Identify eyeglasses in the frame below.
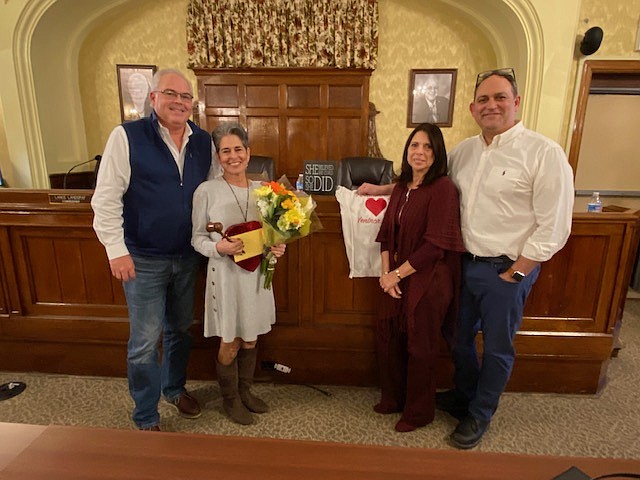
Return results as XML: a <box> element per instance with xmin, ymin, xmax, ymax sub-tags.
<box><xmin>154</xmin><ymin>89</ymin><xmax>194</xmax><ymax>102</ymax></box>
<box><xmin>475</xmin><ymin>67</ymin><xmax>516</xmax><ymax>88</ymax></box>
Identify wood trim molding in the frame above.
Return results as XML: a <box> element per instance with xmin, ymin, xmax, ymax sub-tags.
<box><xmin>568</xmin><ymin>60</ymin><xmax>640</xmax><ymax>176</ymax></box>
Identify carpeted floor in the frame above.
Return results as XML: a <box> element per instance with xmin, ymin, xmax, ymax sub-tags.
<box><xmin>1</xmin><ymin>299</ymin><xmax>639</xmax><ymax>459</ymax></box>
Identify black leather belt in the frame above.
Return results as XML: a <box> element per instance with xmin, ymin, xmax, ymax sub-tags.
<box><xmin>463</xmin><ymin>253</ymin><xmax>512</xmax><ymax>264</ymax></box>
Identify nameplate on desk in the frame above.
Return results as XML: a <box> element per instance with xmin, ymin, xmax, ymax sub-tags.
<box><xmin>48</xmin><ymin>193</ymin><xmax>92</xmax><ymax>204</ymax></box>
<box><xmin>303</xmin><ymin>161</ymin><xmax>337</xmax><ymax>195</ymax></box>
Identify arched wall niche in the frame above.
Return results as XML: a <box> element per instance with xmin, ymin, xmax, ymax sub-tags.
<box><xmin>438</xmin><ymin>0</ymin><xmax>543</xmax><ymax>129</ymax></box>
<box><xmin>15</xmin><ymin>0</ymin><xmax>544</xmax><ymax>188</ymax></box>
<box><xmin>13</xmin><ymin>0</ymin><xmax>130</xmax><ymax>188</ymax></box>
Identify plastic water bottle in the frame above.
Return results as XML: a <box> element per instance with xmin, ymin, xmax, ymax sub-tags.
<box><xmin>587</xmin><ymin>191</ymin><xmax>602</xmax><ymax>212</ymax></box>
<box><xmin>296</xmin><ymin>173</ymin><xmax>304</xmax><ymax>191</ymax></box>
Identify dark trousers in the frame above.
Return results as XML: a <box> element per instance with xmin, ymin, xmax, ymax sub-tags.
<box><xmin>376</xmin><ymin>266</ymin><xmax>452</xmax><ymax>426</ymax></box>
<box><xmin>453</xmin><ymin>257</ymin><xmax>540</xmax><ymax>423</ymax></box>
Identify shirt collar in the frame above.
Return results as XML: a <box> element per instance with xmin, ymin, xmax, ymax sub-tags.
<box><xmin>150</xmin><ymin>110</ymin><xmax>193</xmax><ymax>139</ymax></box>
<box><xmin>480</xmin><ymin>120</ymin><xmax>523</xmax><ymax>148</ymax></box>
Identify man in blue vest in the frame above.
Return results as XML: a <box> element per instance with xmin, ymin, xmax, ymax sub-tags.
<box><xmin>92</xmin><ymin>68</ymin><xmax>215</xmax><ymax>431</ymax></box>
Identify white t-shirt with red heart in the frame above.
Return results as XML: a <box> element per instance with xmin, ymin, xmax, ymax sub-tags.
<box><xmin>335</xmin><ymin>186</ymin><xmax>390</xmax><ymax>278</ymax></box>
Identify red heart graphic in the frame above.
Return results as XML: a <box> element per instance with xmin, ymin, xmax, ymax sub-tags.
<box><xmin>365</xmin><ymin>198</ymin><xmax>387</xmax><ymax>217</ymax></box>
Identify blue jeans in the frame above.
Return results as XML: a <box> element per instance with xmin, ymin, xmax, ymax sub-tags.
<box><xmin>453</xmin><ymin>257</ymin><xmax>540</xmax><ymax>423</ymax></box>
<box><xmin>122</xmin><ymin>253</ymin><xmax>201</xmax><ymax>428</ymax></box>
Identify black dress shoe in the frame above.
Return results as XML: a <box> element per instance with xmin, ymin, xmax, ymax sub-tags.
<box><xmin>450</xmin><ymin>415</ymin><xmax>490</xmax><ymax>449</ymax></box>
<box><xmin>435</xmin><ymin>389</ymin><xmax>469</xmax><ymax>421</ymax></box>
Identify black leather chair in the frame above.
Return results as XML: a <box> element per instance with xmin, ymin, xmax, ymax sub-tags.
<box><xmin>337</xmin><ymin>156</ymin><xmax>394</xmax><ymax>189</ymax></box>
<box><xmin>247</xmin><ymin>155</ymin><xmax>275</xmax><ymax>181</ymax></box>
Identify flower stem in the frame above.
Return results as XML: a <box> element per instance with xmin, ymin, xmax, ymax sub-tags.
<box><xmin>261</xmin><ymin>250</ymin><xmax>278</xmax><ymax>289</ymax></box>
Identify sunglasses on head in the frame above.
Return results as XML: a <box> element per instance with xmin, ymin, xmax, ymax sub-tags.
<box><xmin>475</xmin><ymin>67</ymin><xmax>516</xmax><ymax>89</ymax></box>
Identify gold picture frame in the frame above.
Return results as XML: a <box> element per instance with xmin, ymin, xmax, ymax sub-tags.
<box><xmin>116</xmin><ymin>64</ymin><xmax>157</xmax><ymax>123</ymax></box>
<box><xmin>407</xmin><ymin>69</ymin><xmax>457</xmax><ymax>128</ymax></box>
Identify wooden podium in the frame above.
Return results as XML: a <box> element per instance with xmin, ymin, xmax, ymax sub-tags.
<box><xmin>48</xmin><ymin>171</ymin><xmax>96</xmax><ymax>189</ymax></box>
<box><xmin>0</xmin><ymin>189</ymin><xmax>639</xmax><ymax>393</ymax></box>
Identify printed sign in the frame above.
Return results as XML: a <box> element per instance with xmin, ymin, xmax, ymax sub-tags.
<box><xmin>48</xmin><ymin>194</ymin><xmax>92</xmax><ymax>204</ymax></box>
<box><xmin>303</xmin><ymin>161</ymin><xmax>337</xmax><ymax>195</ymax></box>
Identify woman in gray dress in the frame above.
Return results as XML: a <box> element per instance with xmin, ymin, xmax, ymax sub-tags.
<box><xmin>192</xmin><ymin>122</ymin><xmax>285</xmax><ymax>425</ymax></box>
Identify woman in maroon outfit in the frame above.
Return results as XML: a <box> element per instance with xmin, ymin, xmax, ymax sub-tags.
<box><xmin>375</xmin><ymin>123</ymin><xmax>465</xmax><ymax>432</ymax></box>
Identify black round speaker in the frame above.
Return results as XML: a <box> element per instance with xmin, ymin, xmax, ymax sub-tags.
<box><xmin>580</xmin><ymin>26</ymin><xmax>603</xmax><ymax>56</ymax></box>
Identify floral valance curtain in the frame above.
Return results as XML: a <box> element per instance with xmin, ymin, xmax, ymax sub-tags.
<box><xmin>187</xmin><ymin>0</ymin><xmax>378</xmax><ymax>69</ymax></box>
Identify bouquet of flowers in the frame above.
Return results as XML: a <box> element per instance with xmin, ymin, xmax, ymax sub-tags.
<box><xmin>254</xmin><ymin>176</ymin><xmax>319</xmax><ymax>289</ymax></box>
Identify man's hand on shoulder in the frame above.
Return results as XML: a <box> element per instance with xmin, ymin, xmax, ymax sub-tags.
<box><xmin>109</xmin><ymin>255</ymin><xmax>135</xmax><ymax>282</ymax></box>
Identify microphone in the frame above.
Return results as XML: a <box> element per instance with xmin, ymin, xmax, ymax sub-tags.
<box><xmin>62</xmin><ymin>155</ymin><xmax>102</xmax><ymax>189</ymax></box>
<box><xmin>261</xmin><ymin>360</ymin><xmax>292</xmax><ymax>374</ymax></box>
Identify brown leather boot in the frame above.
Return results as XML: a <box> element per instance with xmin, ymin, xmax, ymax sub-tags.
<box><xmin>237</xmin><ymin>348</ymin><xmax>269</xmax><ymax>413</ymax></box>
<box><xmin>216</xmin><ymin>359</ymin><xmax>254</xmax><ymax>425</ymax></box>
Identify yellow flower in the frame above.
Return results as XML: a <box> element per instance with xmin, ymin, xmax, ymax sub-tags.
<box><xmin>281</xmin><ymin>198</ymin><xmax>296</xmax><ymax>210</ymax></box>
<box><xmin>277</xmin><ymin>208</ymin><xmax>307</xmax><ymax>232</ymax></box>
<box><xmin>254</xmin><ymin>185</ymin><xmax>273</xmax><ymax>197</ymax></box>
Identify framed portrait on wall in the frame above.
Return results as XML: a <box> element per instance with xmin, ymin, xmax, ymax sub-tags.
<box><xmin>116</xmin><ymin>64</ymin><xmax>157</xmax><ymax>123</ymax></box>
<box><xmin>407</xmin><ymin>69</ymin><xmax>457</xmax><ymax>128</ymax></box>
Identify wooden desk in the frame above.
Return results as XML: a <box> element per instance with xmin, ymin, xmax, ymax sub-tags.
<box><xmin>0</xmin><ymin>190</ymin><xmax>639</xmax><ymax>393</ymax></box>
<box><xmin>1</xmin><ymin>422</ymin><xmax>639</xmax><ymax>479</ymax></box>
<box><xmin>48</xmin><ymin>171</ymin><xmax>95</xmax><ymax>189</ymax></box>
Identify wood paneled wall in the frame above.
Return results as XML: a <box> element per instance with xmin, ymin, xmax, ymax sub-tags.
<box><xmin>193</xmin><ymin>68</ymin><xmax>371</xmax><ymax>178</ymax></box>
<box><xmin>0</xmin><ymin>190</ymin><xmax>638</xmax><ymax>394</ymax></box>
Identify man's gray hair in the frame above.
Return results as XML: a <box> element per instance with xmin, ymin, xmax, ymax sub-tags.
<box><xmin>150</xmin><ymin>68</ymin><xmax>192</xmax><ymax>94</ymax></box>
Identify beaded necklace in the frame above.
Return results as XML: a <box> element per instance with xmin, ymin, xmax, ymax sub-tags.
<box><xmin>222</xmin><ymin>176</ymin><xmax>249</xmax><ymax>222</ymax></box>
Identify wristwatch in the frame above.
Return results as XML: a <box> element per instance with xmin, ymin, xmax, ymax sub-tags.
<box><xmin>507</xmin><ymin>267</ymin><xmax>526</xmax><ymax>282</ymax></box>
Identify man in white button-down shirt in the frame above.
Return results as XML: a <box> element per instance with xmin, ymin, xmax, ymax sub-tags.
<box><xmin>440</xmin><ymin>68</ymin><xmax>574</xmax><ymax>449</ymax></box>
